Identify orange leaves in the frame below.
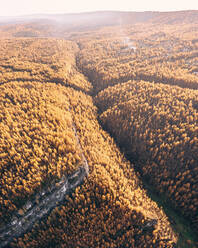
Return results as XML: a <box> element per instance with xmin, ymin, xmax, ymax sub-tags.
<box><xmin>0</xmin><ymin>36</ymin><xmax>179</xmax><ymax>247</ymax></box>
<box><xmin>0</xmin><ymin>82</ymin><xmax>85</xmax><ymax>224</ymax></box>
<box><xmin>96</xmin><ymin>78</ymin><xmax>198</xmax><ymax>233</ymax></box>
<box><xmin>0</xmin><ymin>38</ymin><xmax>92</xmax><ymax>93</ymax></box>
<box><xmin>7</xmin><ymin>87</ymin><xmax>176</xmax><ymax>247</ymax></box>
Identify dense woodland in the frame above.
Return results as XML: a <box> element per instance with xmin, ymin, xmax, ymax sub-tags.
<box><xmin>0</xmin><ymin>82</ymin><xmax>84</xmax><ymax>223</ymax></box>
<box><xmin>95</xmin><ymin>80</ymin><xmax>198</xmax><ymax>231</ymax></box>
<box><xmin>0</xmin><ymin>39</ymin><xmax>92</xmax><ymax>93</ymax></box>
<box><xmin>0</xmin><ymin>10</ymin><xmax>198</xmax><ymax>248</ymax></box>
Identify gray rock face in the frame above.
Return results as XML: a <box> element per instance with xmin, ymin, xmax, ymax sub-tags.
<box><xmin>0</xmin><ymin>165</ymin><xmax>88</xmax><ymax>248</ymax></box>
<box><xmin>0</xmin><ymin>104</ymin><xmax>89</xmax><ymax>248</ymax></box>
<box><xmin>142</xmin><ymin>219</ymin><xmax>158</xmax><ymax>231</ymax></box>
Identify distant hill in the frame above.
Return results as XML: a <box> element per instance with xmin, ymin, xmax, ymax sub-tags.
<box><xmin>1</xmin><ymin>10</ymin><xmax>198</xmax><ymax>25</ymax></box>
<box><xmin>0</xmin><ymin>10</ymin><xmax>198</xmax><ymax>38</ymax></box>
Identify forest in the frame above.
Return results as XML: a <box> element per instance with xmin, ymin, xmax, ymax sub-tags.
<box><xmin>0</xmin><ymin>10</ymin><xmax>198</xmax><ymax>248</ymax></box>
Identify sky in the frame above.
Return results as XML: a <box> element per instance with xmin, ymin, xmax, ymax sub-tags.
<box><xmin>1</xmin><ymin>0</ymin><xmax>198</xmax><ymax>16</ymax></box>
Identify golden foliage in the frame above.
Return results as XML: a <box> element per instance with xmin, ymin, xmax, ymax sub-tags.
<box><xmin>0</xmin><ymin>38</ymin><xmax>92</xmax><ymax>93</ymax></box>
<box><xmin>96</xmin><ymin>80</ymin><xmax>198</xmax><ymax>233</ymax></box>
<box><xmin>77</xmin><ymin>28</ymin><xmax>198</xmax><ymax>93</ymax></box>
<box><xmin>0</xmin><ymin>34</ymin><xmax>182</xmax><ymax>246</ymax></box>
<box><xmin>0</xmin><ymin>81</ymin><xmax>83</xmax><ymax>224</ymax></box>
<box><xmin>0</xmin><ymin>15</ymin><xmax>198</xmax><ymax>247</ymax></box>
<box><xmin>12</xmin><ymin>88</ymin><xmax>176</xmax><ymax>247</ymax></box>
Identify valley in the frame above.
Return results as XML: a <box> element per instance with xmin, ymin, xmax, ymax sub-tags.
<box><xmin>0</xmin><ymin>11</ymin><xmax>198</xmax><ymax>247</ymax></box>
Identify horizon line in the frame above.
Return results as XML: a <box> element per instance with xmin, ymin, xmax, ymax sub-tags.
<box><xmin>0</xmin><ymin>9</ymin><xmax>198</xmax><ymax>18</ymax></box>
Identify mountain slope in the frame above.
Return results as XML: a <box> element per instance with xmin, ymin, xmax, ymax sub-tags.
<box><xmin>1</xmin><ymin>10</ymin><xmax>198</xmax><ymax>38</ymax></box>
<box><xmin>0</xmin><ymin>38</ymin><xmax>178</xmax><ymax>247</ymax></box>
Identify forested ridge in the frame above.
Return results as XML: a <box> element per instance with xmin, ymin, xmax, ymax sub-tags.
<box><xmin>96</xmin><ymin>81</ymin><xmax>198</xmax><ymax>230</ymax></box>
<box><xmin>0</xmin><ymin>11</ymin><xmax>198</xmax><ymax>248</ymax></box>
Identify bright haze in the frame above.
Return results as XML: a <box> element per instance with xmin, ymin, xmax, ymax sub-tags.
<box><xmin>1</xmin><ymin>0</ymin><xmax>198</xmax><ymax>16</ymax></box>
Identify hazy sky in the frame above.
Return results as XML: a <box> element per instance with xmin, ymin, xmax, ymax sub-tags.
<box><xmin>1</xmin><ymin>0</ymin><xmax>198</xmax><ymax>16</ymax></box>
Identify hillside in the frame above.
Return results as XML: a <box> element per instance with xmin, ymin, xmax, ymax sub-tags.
<box><xmin>0</xmin><ymin>10</ymin><xmax>198</xmax><ymax>248</ymax></box>
<box><xmin>96</xmin><ymin>80</ymin><xmax>198</xmax><ymax>231</ymax></box>
<box><xmin>0</xmin><ymin>10</ymin><xmax>198</xmax><ymax>38</ymax></box>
